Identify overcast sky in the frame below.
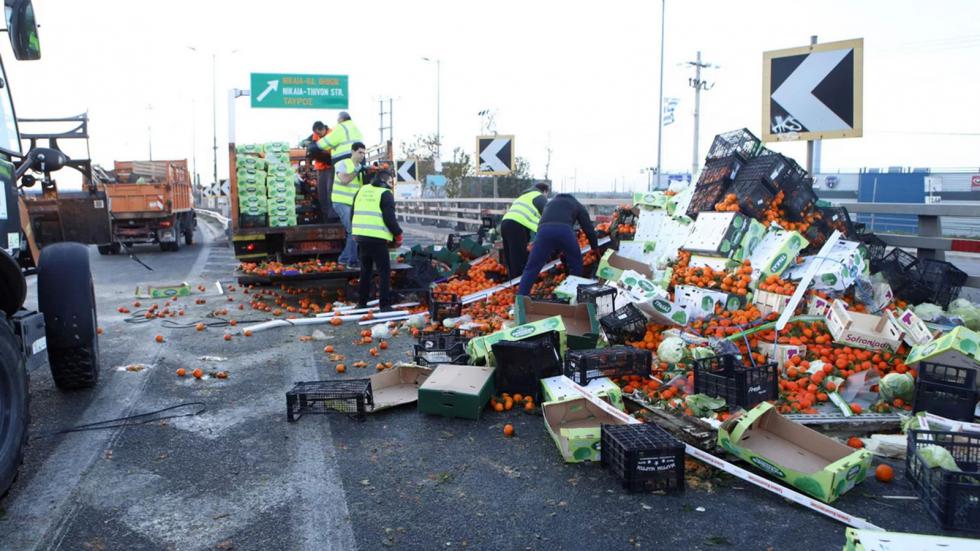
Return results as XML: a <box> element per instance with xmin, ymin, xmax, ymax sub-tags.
<box><xmin>4</xmin><ymin>0</ymin><xmax>980</xmax><ymax>192</ymax></box>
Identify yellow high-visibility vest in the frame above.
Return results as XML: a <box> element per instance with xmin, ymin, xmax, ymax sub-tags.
<box><xmin>501</xmin><ymin>190</ymin><xmax>543</xmax><ymax>231</ymax></box>
<box><xmin>332</xmin><ymin>158</ymin><xmax>363</xmax><ymax>206</ymax></box>
<box><xmin>351</xmin><ymin>185</ymin><xmax>394</xmax><ymax>241</ymax></box>
<box><xmin>316</xmin><ymin>119</ymin><xmax>363</xmax><ymax>162</ymax></box>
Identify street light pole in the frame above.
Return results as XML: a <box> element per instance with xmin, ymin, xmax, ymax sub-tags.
<box><xmin>655</xmin><ymin>0</ymin><xmax>665</xmax><ymax>191</ymax></box>
<box><xmin>212</xmin><ymin>52</ymin><xmax>218</xmax><ymax>190</ymax></box>
<box><xmin>422</xmin><ymin>57</ymin><xmax>441</xmax><ymax>167</ymax></box>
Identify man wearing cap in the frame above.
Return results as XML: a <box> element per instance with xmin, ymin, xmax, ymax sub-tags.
<box><xmin>351</xmin><ymin>168</ymin><xmax>402</xmax><ymax>311</ymax></box>
<box><xmin>312</xmin><ymin>112</ymin><xmax>363</xmax><ymax>220</ymax></box>
<box><xmin>500</xmin><ymin>182</ymin><xmax>549</xmax><ymax>278</ymax></box>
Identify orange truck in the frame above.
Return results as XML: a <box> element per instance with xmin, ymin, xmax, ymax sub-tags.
<box><xmin>102</xmin><ymin>160</ymin><xmax>197</xmax><ymax>253</ymax></box>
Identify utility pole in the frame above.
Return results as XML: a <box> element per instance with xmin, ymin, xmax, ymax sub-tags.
<box><xmin>687</xmin><ymin>51</ymin><xmax>716</xmax><ymax>179</ymax></box>
<box><xmin>544</xmin><ymin>145</ymin><xmax>552</xmax><ymax>181</ymax></box>
<box><xmin>806</xmin><ymin>35</ymin><xmax>819</xmax><ymax>174</ymax></box>
<box><xmin>654</xmin><ymin>0</ymin><xmax>665</xmax><ymax>191</ymax></box>
<box><xmin>211</xmin><ymin>52</ymin><xmax>218</xmax><ymax>189</ymax></box>
<box><xmin>147</xmin><ymin>104</ymin><xmax>153</xmax><ymax>161</ymax></box>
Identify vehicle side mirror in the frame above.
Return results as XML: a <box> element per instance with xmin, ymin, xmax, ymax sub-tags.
<box><xmin>6</xmin><ymin>0</ymin><xmax>40</xmax><ymax>61</ymax></box>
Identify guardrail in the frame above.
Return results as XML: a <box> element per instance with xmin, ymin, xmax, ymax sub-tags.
<box><xmin>398</xmin><ymin>198</ymin><xmax>980</xmax><ymax>288</ymax></box>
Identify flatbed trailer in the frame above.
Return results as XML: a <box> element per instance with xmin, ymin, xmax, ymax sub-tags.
<box><xmin>103</xmin><ymin>160</ymin><xmax>196</xmax><ymax>253</ymax></box>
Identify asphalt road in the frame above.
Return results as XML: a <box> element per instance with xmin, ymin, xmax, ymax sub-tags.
<box><xmin>0</xmin><ymin>218</ymin><xmax>968</xmax><ymax>550</ymax></box>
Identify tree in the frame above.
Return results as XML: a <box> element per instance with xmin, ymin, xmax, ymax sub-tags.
<box><xmin>512</xmin><ymin>156</ymin><xmax>532</xmax><ymax>179</ymax></box>
<box><xmin>443</xmin><ymin>147</ymin><xmax>471</xmax><ymax>198</ymax></box>
<box><xmin>400</xmin><ymin>133</ymin><xmax>438</xmax><ymax>160</ymax></box>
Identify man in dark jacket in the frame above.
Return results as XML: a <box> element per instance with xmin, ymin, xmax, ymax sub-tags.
<box><xmin>517</xmin><ymin>193</ymin><xmax>599</xmax><ymax>296</ymax></box>
<box><xmin>303</xmin><ymin>121</ymin><xmax>335</xmax><ymax>221</ymax></box>
<box><xmin>351</xmin><ymin>169</ymin><xmax>403</xmax><ymax>310</ymax></box>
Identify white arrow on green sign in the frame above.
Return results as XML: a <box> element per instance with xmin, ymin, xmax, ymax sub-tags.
<box><xmin>249</xmin><ymin>73</ymin><xmax>349</xmax><ymax>109</ymax></box>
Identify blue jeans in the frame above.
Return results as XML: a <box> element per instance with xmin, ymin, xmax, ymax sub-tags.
<box><xmin>517</xmin><ymin>223</ymin><xmax>583</xmax><ymax>296</ymax></box>
<box><xmin>334</xmin><ymin>203</ymin><xmax>358</xmax><ymax>265</ymax></box>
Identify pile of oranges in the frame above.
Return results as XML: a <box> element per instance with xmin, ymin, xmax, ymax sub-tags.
<box><xmin>490</xmin><ymin>392</ymin><xmax>535</xmax><ymax>412</ymax></box>
<box><xmin>671</xmin><ymin>258</ymin><xmax>754</xmax><ymax>297</ymax></box>
<box><xmin>239</xmin><ymin>259</ymin><xmax>346</xmax><ymax>276</ymax></box>
<box><xmin>714</xmin><ymin>193</ymin><xmax>741</xmax><ymax>213</ymax></box>
<box><xmin>757</xmin><ymin>274</ymin><xmax>797</xmax><ymax>296</ymax></box>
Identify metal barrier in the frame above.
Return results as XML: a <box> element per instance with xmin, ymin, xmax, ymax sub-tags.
<box><xmin>397</xmin><ymin>198</ymin><xmax>980</xmax><ymax>287</ymax></box>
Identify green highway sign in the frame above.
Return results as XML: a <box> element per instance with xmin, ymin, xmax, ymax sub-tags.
<box><xmin>249</xmin><ymin>73</ymin><xmax>349</xmax><ymax>109</ymax></box>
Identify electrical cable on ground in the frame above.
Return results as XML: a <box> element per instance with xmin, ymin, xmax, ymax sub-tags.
<box><xmin>30</xmin><ymin>402</ymin><xmax>207</xmax><ymax>439</ymax></box>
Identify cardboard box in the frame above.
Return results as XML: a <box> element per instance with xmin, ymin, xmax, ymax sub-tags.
<box><xmin>515</xmin><ymin>296</ymin><xmax>600</xmax><ymax>350</ymax></box>
<box><xmin>596</xmin><ymin>250</ymin><xmax>654</xmax><ymax>283</ymax></box>
<box><xmin>906</xmin><ymin>326</ymin><xmax>980</xmax><ymax>369</ymax></box>
<box><xmin>552</xmin><ymin>275</ymin><xmax>599</xmax><ymax>302</ymax></box>
<box><xmin>467</xmin><ymin>316</ymin><xmax>567</xmax><ymax>365</ymax></box>
<box><xmin>634</xmin><ymin>209</ymin><xmax>667</xmax><ymax>241</ymax></box>
<box><xmin>807</xmin><ymin>295</ymin><xmax>834</xmax><ymax>317</ymax></box>
<box><xmin>651</xmin><ymin>215</ymin><xmax>694</xmax><ymax>262</ymax></box>
<box><xmin>784</xmin><ymin>240</ymin><xmax>868</xmax><ymax>291</ymax></box>
<box><xmin>540</xmin><ymin>375</ymin><xmax>625</xmax><ymax>411</ymax></box>
<box><xmin>688</xmin><ymin>254</ymin><xmax>739</xmax><ymax>272</ymax></box>
<box><xmin>682</xmin><ymin>212</ymin><xmax>754</xmax><ymax>258</ymax></box>
<box><xmin>746</xmin><ymin>228</ymin><xmax>809</xmax><ymax>282</ymax></box>
<box><xmin>718</xmin><ymin>402</ymin><xmax>872</xmax><ymax>502</ymax></box>
<box><xmin>825</xmin><ymin>300</ymin><xmax>904</xmax><ymax>352</ymax></box>
<box><xmin>617</xmin><ymin>240</ymin><xmax>659</xmax><ymax>266</ymax></box>
<box><xmin>369</xmin><ymin>366</ymin><xmax>432</xmax><ymax>412</ymax></box>
<box><xmin>734</xmin><ymin>218</ymin><xmax>768</xmax><ymax>262</ymax></box>
<box><xmin>619</xmin><ymin>270</ymin><xmax>668</xmax><ymax>300</ymax></box>
<box><xmin>889</xmin><ymin>308</ymin><xmax>935</xmax><ymax>346</ymax></box>
<box><xmin>136</xmin><ymin>282</ymin><xmax>191</xmax><ymax>299</ymax></box>
<box><xmin>666</xmin><ymin>186</ymin><xmax>694</xmax><ymax>218</ymax></box>
<box><xmin>542</xmin><ymin>396</ymin><xmax>630</xmax><ymax>462</ymax></box>
<box><xmin>417</xmin><ymin>364</ymin><xmax>495</xmax><ymax>420</ymax></box>
<box><xmin>674</xmin><ymin>285</ymin><xmax>747</xmax><ymax>320</ymax></box>
<box><xmin>631</xmin><ymin>295</ymin><xmax>690</xmax><ymax>327</ymax></box>
<box><xmin>758</xmin><ymin>342</ymin><xmax>807</xmax><ymax>369</ymax></box>
<box><xmin>633</xmin><ymin>191</ymin><xmax>668</xmax><ymax>209</ymax></box>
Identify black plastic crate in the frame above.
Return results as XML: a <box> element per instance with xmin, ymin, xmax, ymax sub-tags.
<box><xmin>601</xmin><ymin>423</ymin><xmax>685</xmax><ymax>493</ymax></box>
<box><xmin>778</xmin><ymin>165</ymin><xmax>817</xmax><ymax>222</ymax></box>
<box><xmin>428</xmin><ymin>291</ymin><xmax>462</xmax><ymax>323</ymax></box>
<box><xmin>707</xmin><ymin>128</ymin><xmax>763</xmax><ymax>161</ymax></box>
<box><xmin>564</xmin><ymin>346</ymin><xmax>653</xmax><ymax>385</ymax></box>
<box><xmin>918</xmin><ymin>258</ymin><xmax>968</xmax><ymax>309</ymax></box>
<box><xmin>856</xmin><ymin>232</ymin><xmax>888</xmax><ymax>272</ymax></box>
<box><xmin>817</xmin><ymin>206</ymin><xmax>855</xmax><ymax>238</ymax></box>
<box><xmin>413</xmin><ymin>342</ymin><xmax>469</xmax><ymax>366</ymax></box>
<box><xmin>528</xmin><ymin>293</ymin><xmax>571</xmax><ymax>304</ymax></box>
<box><xmin>878</xmin><ymin>250</ymin><xmax>966</xmax><ymax>309</ymax></box>
<box><xmin>697</xmin><ymin>154</ymin><xmax>745</xmax><ymax>187</ymax></box>
<box><xmin>491</xmin><ymin>332</ymin><xmax>562</xmax><ymax>400</ymax></box>
<box><xmin>417</xmin><ymin>330</ymin><xmax>467</xmax><ymax>351</ymax></box>
<box><xmin>686</xmin><ymin>179</ymin><xmax>731</xmax><ymax>218</ymax></box>
<box><xmin>577</xmin><ymin>284</ymin><xmax>618</xmax><ymax>318</ymax></box>
<box><xmin>918</xmin><ymin>362</ymin><xmax>978</xmax><ymax>388</ymax></box>
<box><xmin>692</xmin><ymin>354</ymin><xmax>778</xmax><ymax>410</ymax></box>
<box><xmin>731</xmin><ymin>179</ymin><xmax>776</xmax><ymax>220</ymax></box>
<box><xmin>286</xmin><ymin>379</ymin><xmax>373</xmax><ymax>421</ymax></box>
<box><xmin>599</xmin><ymin>303</ymin><xmax>649</xmax><ymax>345</ymax></box>
<box><xmin>733</xmin><ymin>153</ymin><xmax>792</xmax><ymax>194</ymax></box>
<box><xmin>240</xmin><ymin>213</ymin><xmax>267</xmax><ymax>228</ymax></box>
<box><xmin>906</xmin><ymin>429</ymin><xmax>980</xmax><ymax>533</ymax></box>
<box><xmin>912</xmin><ymin>380</ymin><xmax>978</xmax><ymax>422</ymax></box>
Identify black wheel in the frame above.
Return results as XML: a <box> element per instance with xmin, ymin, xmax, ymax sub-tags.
<box><xmin>0</xmin><ymin>250</ymin><xmax>26</xmax><ymax>317</ymax></box>
<box><xmin>159</xmin><ymin>242</ymin><xmax>170</xmax><ymax>252</ymax></box>
<box><xmin>0</xmin><ymin>312</ymin><xmax>29</xmax><ymax>497</ymax></box>
<box><xmin>111</xmin><ymin>242</ymin><xmax>122</xmax><ymax>255</ymax></box>
<box><xmin>97</xmin><ymin>244</ymin><xmax>112</xmax><ymax>255</ymax></box>
<box><xmin>184</xmin><ymin>227</ymin><xmax>194</xmax><ymax>246</ymax></box>
<box><xmin>37</xmin><ymin>243</ymin><xmax>100</xmax><ymax>390</ymax></box>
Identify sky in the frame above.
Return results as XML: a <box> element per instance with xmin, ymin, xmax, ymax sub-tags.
<box><xmin>3</xmin><ymin>0</ymin><xmax>980</xmax><ymax>192</ymax></box>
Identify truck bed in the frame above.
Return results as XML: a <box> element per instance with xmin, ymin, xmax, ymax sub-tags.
<box><xmin>105</xmin><ymin>182</ymin><xmax>192</xmax><ymax>216</ymax></box>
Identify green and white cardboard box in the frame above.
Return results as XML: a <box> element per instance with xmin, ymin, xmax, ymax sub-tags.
<box><xmin>514</xmin><ymin>297</ymin><xmax>600</xmax><ymax>350</ymax></box>
<box><xmin>674</xmin><ymin>285</ymin><xmax>746</xmax><ymax>320</ymax></box>
<box><xmin>651</xmin><ymin>215</ymin><xmax>694</xmax><ymax>263</ymax></box>
<box><xmin>540</xmin><ymin>375</ymin><xmax>625</xmax><ymax>412</ymax></box>
<box><xmin>635</xmin><ymin>209</ymin><xmax>667</xmax><ymax>241</ymax></box>
<box><xmin>632</xmin><ymin>191</ymin><xmax>668</xmax><ymax>209</ymax></box>
<box><xmin>617</xmin><ymin>240</ymin><xmax>659</xmax><ymax>267</ymax></box>
<box><xmin>466</xmin><ymin>316</ymin><xmax>567</xmax><ymax>366</ymax></box>
<box><xmin>418</xmin><ymin>364</ymin><xmax>495</xmax><ymax>420</ymax></box>
<box><xmin>666</xmin><ymin>185</ymin><xmax>694</xmax><ymax>217</ymax></box>
<box><xmin>718</xmin><ymin>402</ymin><xmax>872</xmax><ymax>503</ymax></box>
<box><xmin>236</xmin><ymin>156</ymin><xmax>267</xmax><ymax>171</ymax></box>
<box><xmin>269</xmin><ymin>215</ymin><xmax>297</xmax><ymax>228</ymax></box>
<box><xmin>682</xmin><ymin>212</ymin><xmax>754</xmax><ymax>258</ymax></box>
<box><xmin>784</xmin><ymin>240</ymin><xmax>868</xmax><ymax>292</ymax></box>
<box><xmin>631</xmin><ymin>294</ymin><xmax>690</xmax><ymax>327</ymax></box>
<box><xmin>746</xmin><ymin>227</ymin><xmax>809</xmax><ymax>282</ymax></box>
<box><xmin>238</xmin><ymin>193</ymin><xmax>268</xmax><ymax>208</ymax></box>
<box><xmin>596</xmin><ymin>250</ymin><xmax>654</xmax><ymax>283</ymax></box>
<box><xmin>552</xmin><ymin>275</ymin><xmax>599</xmax><ymax>302</ymax></box>
<box><xmin>906</xmin><ymin>325</ymin><xmax>980</xmax><ymax>369</ymax></box>
<box><xmin>542</xmin><ymin>395</ymin><xmax>630</xmax><ymax>463</ymax></box>
<box><xmin>688</xmin><ymin>255</ymin><xmax>740</xmax><ymax>272</ymax></box>
<box><xmin>620</xmin><ymin>269</ymin><xmax>668</xmax><ymax>300</ymax></box>
<box><xmin>236</xmin><ymin>168</ymin><xmax>267</xmax><ymax>184</ymax></box>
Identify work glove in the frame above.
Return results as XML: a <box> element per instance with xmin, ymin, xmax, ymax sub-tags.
<box><xmin>394</xmin><ymin>234</ymin><xmax>404</xmax><ymax>247</ymax></box>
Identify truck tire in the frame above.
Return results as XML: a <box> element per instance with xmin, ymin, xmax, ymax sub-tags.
<box><xmin>97</xmin><ymin>244</ymin><xmax>112</xmax><ymax>255</ymax></box>
<box><xmin>0</xmin><ymin>312</ymin><xmax>29</xmax><ymax>497</ymax></box>
<box><xmin>37</xmin><ymin>243</ymin><xmax>100</xmax><ymax>390</ymax></box>
<box><xmin>184</xmin><ymin>226</ymin><xmax>194</xmax><ymax>246</ymax></box>
<box><xmin>0</xmin><ymin>249</ymin><xmax>26</xmax><ymax>317</ymax></box>
<box><xmin>111</xmin><ymin>242</ymin><xmax>122</xmax><ymax>255</ymax></box>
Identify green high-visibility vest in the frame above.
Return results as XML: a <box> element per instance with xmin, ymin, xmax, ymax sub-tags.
<box><xmin>501</xmin><ymin>190</ymin><xmax>543</xmax><ymax>231</ymax></box>
<box><xmin>332</xmin><ymin>158</ymin><xmax>363</xmax><ymax>206</ymax></box>
<box><xmin>316</xmin><ymin>119</ymin><xmax>363</xmax><ymax>162</ymax></box>
<box><xmin>352</xmin><ymin>185</ymin><xmax>394</xmax><ymax>241</ymax></box>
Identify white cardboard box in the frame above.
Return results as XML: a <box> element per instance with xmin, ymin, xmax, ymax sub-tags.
<box><xmin>825</xmin><ymin>300</ymin><xmax>904</xmax><ymax>352</ymax></box>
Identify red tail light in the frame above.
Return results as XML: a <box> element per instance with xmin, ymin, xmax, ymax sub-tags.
<box><xmin>159</xmin><ymin>220</ymin><xmax>172</xmax><ymax>228</ymax></box>
<box><xmin>246</xmin><ymin>243</ymin><xmax>256</xmax><ymax>252</ymax></box>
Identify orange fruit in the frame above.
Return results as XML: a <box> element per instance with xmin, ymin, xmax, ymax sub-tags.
<box><xmin>244</xmin><ymin>330</ymin><xmax>253</xmax><ymax>337</ymax></box>
<box><xmin>503</xmin><ymin>424</ymin><xmax>515</xmax><ymax>437</ymax></box>
<box><xmin>176</xmin><ymin>368</ymin><xmax>186</xmax><ymax>377</ymax></box>
<box><xmin>195</xmin><ymin>322</ymin><xmax>206</xmax><ymax>331</ymax></box>
<box><xmin>875</xmin><ymin>464</ymin><xmax>894</xmax><ymax>483</ymax></box>
<box><xmin>493</xmin><ymin>402</ymin><xmax>504</xmax><ymax>412</ymax></box>
<box><xmin>324</xmin><ymin>345</ymin><xmax>335</xmax><ymax>353</ymax></box>
<box><xmin>513</xmin><ymin>394</ymin><xmax>523</xmax><ymax>403</ymax></box>
<box><xmin>229</xmin><ymin>320</ymin><xmax>238</xmax><ymax>326</ymax></box>
<box><xmin>330</xmin><ymin>317</ymin><xmax>343</xmax><ymax>326</ymax></box>
<box><xmin>360</xmin><ymin>329</ymin><xmax>371</xmax><ymax>338</ymax></box>
<box><xmin>96</xmin><ymin>327</ymin><xmax>104</xmax><ymax>335</ymax></box>
<box><xmin>215</xmin><ymin>371</ymin><xmax>228</xmax><ymax>379</ymax></box>
<box><xmin>369</xmin><ymin>348</ymin><xmax>379</xmax><ymax>356</ymax></box>
<box><xmin>192</xmin><ymin>368</ymin><xmax>203</xmax><ymax>379</ymax></box>
<box><xmin>336</xmin><ymin>364</ymin><xmax>346</xmax><ymax>373</ymax></box>
<box><xmin>524</xmin><ymin>401</ymin><xmax>534</xmax><ymax>412</ymax></box>
<box><xmin>376</xmin><ymin>363</ymin><xmax>385</xmax><ymax>371</ymax></box>
<box><xmin>224</xmin><ymin>334</ymin><xmax>232</xmax><ymax>341</ymax></box>
<box><xmin>847</xmin><ymin>436</ymin><xmax>864</xmax><ymax>449</ymax></box>
<box><xmin>850</xmin><ymin>403</ymin><xmax>863</xmax><ymax>415</ymax></box>
<box><xmin>379</xmin><ymin>341</ymin><xmax>389</xmax><ymax>350</ymax></box>
<box><xmin>155</xmin><ymin>335</ymin><xmax>165</xmax><ymax>343</ymax></box>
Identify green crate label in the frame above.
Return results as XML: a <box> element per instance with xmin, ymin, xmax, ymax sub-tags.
<box><xmin>795</xmin><ymin>476</ymin><xmax>825</xmax><ymax>500</ymax></box>
<box><xmin>770</xmin><ymin>253</ymin><xmax>788</xmax><ymax>273</ymax></box>
<box><xmin>961</xmin><ymin>339</ymin><xmax>978</xmax><ymax>353</ymax></box>
<box><xmin>652</xmin><ymin>299</ymin><xmax>672</xmax><ymax>314</ymax></box>
<box><xmin>671</xmin><ymin>312</ymin><xmax>688</xmax><ymax>324</ymax></box>
<box><xmin>720</xmin><ymin>240</ymin><xmax>732</xmax><ymax>253</ymax></box>
<box><xmin>725</xmin><ymin>297</ymin><xmax>741</xmax><ymax>311</ymax></box>
<box><xmin>820</xmin><ymin>273</ymin><xmax>838</xmax><ymax>285</ymax></box>
<box><xmin>701</xmin><ymin>297</ymin><xmax>714</xmax><ymax>310</ymax></box>
<box><xmin>846</xmin><ymin>465</ymin><xmax>861</xmax><ymax>481</ymax></box>
<box><xmin>573</xmin><ymin>447</ymin><xmax>593</xmax><ymax>461</ymax></box>
<box><xmin>750</xmin><ymin>456</ymin><xmax>786</xmax><ymax>479</ymax></box>
<box><xmin>731</xmin><ymin>216</ymin><xmax>745</xmax><ymax>229</ymax></box>
<box><xmin>789</xmin><ymin>235</ymin><xmax>803</xmax><ymax>248</ymax></box>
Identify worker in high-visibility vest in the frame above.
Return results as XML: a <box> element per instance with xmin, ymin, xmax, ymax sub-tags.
<box><xmin>333</xmin><ymin>141</ymin><xmax>367</xmax><ymax>267</ymax></box>
<box><xmin>500</xmin><ymin>183</ymin><xmax>549</xmax><ymax>278</ymax></box>
<box><xmin>312</xmin><ymin>112</ymin><xmax>362</xmax><ymax>221</ymax></box>
<box><xmin>518</xmin><ymin>193</ymin><xmax>599</xmax><ymax>297</ymax></box>
<box><xmin>351</xmin><ymin>168</ymin><xmax>402</xmax><ymax>310</ymax></box>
